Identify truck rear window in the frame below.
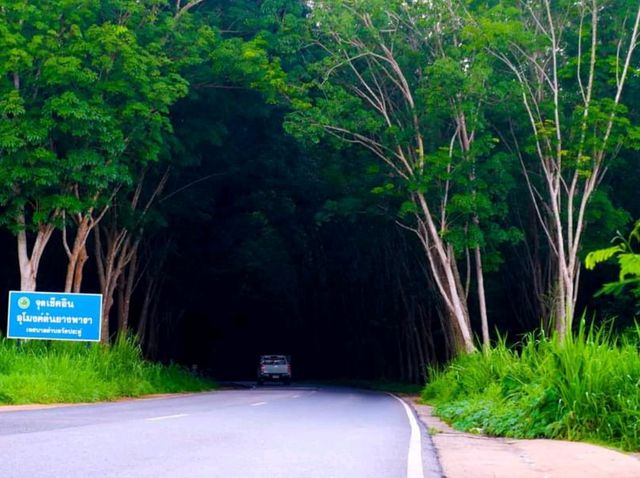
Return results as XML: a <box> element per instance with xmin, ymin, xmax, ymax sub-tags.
<box><xmin>261</xmin><ymin>357</ymin><xmax>287</xmax><ymax>365</ymax></box>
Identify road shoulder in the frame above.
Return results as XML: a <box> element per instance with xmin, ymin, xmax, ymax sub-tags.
<box><xmin>409</xmin><ymin>398</ymin><xmax>640</xmax><ymax>478</ymax></box>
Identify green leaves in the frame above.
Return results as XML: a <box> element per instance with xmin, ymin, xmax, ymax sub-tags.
<box><xmin>0</xmin><ymin>89</ymin><xmax>25</xmax><ymax>116</ymax></box>
<box><xmin>585</xmin><ymin>246</ymin><xmax>625</xmax><ymax>270</ymax></box>
<box><xmin>371</xmin><ymin>183</ymin><xmax>395</xmax><ymax>195</ymax></box>
<box><xmin>619</xmin><ymin>253</ymin><xmax>640</xmax><ymax>281</ymax></box>
<box><xmin>0</xmin><ymin>0</ymin><xmax>194</xmax><ymax>230</ymax></box>
<box><xmin>587</xmin><ymin>221</ymin><xmax>640</xmax><ymax>301</ymax></box>
<box><xmin>284</xmin><ymin>0</ymin><xmax>523</xmax><ymax>267</ymax></box>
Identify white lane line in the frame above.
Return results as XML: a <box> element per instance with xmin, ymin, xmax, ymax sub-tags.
<box><xmin>251</xmin><ymin>402</ymin><xmax>267</xmax><ymax>407</ymax></box>
<box><xmin>389</xmin><ymin>394</ymin><xmax>424</xmax><ymax>478</ymax></box>
<box><xmin>146</xmin><ymin>413</ymin><xmax>188</xmax><ymax>422</ymax></box>
<box><xmin>291</xmin><ymin>394</ymin><xmax>301</xmax><ymax>399</ymax></box>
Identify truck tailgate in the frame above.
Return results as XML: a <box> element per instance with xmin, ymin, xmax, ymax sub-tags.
<box><xmin>263</xmin><ymin>364</ymin><xmax>288</xmax><ymax>374</ymax></box>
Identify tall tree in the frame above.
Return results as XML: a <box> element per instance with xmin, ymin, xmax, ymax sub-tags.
<box><xmin>95</xmin><ymin>0</ymin><xmax>292</xmax><ymax>341</ymax></box>
<box><xmin>475</xmin><ymin>0</ymin><xmax>640</xmax><ymax>338</ymax></box>
<box><xmin>0</xmin><ymin>0</ymin><xmax>190</xmax><ymax>291</ymax></box>
<box><xmin>414</xmin><ymin>1</ymin><xmax>521</xmax><ymax>348</ymax></box>
<box><xmin>287</xmin><ymin>0</ymin><xmax>520</xmax><ymax>352</ymax></box>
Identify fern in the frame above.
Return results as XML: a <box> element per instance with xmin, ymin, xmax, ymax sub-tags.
<box><xmin>587</xmin><ymin>221</ymin><xmax>640</xmax><ymax>300</ymax></box>
<box><xmin>630</xmin><ymin>220</ymin><xmax>640</xmax><ymax>243</ymax></box>
<box><xmin>585</xmin><ymin>245</ymin><xmax>624</xmax><ymax>270</ymax></box>
<box><xmin>594</xmin><ymin>278</ymin><xmax>640</xmax><ymax>298</ymax></box>
<box><xmin>619</xmin><ymin>254</ymin><xmax>640</xmax><ymax>280</ymax></box>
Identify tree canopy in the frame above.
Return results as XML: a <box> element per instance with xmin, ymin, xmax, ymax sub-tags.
<box><xmin>0</xmin><ymin>0</ymin><xmax>639</xmax><ymax>380</ymax></box>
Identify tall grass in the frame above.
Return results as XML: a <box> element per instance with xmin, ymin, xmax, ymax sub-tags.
<box><xmin>422</xmin><ymin>321</ymin><xmax>640</xmax><ymax>451</ymax></box>
<box><xmin>0</xmin><ymin>336</ymin><xmax>214</xmax><ymax>405</ymax></box>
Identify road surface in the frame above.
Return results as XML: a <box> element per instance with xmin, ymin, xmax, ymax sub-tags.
<box><xmin>0</xmin><ymin>385</ymin><xmax>441</xmax><ymax>478</ymax></box>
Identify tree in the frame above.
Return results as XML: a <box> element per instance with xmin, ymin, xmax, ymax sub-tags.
<box><xmin>0</xmin><ymin>0</ymin><xmax>190</xmax><ymax>292</ymax></box>
<box><xmin>475</xmin><ymin>0</ymin><xmax>640</xmax><ymax>338</ymax></box>
<box><xmin>414</xmin><ymin>1</ymin><xmax>522</xmax><ymax>349</ymax></box>
<box><xmin>286</xmin><ymin>0</ymin><xmax>521</xmax><ymax>352</ymax></box>
<box><xmin>94</xmin><ymin>168</ymin><xmax>169</xmax><ymax>341</ymax></box>
<box><xmin>95</xmin><ymin>0</ymin><xmax>293</xmax><ymax>341</ymax></box>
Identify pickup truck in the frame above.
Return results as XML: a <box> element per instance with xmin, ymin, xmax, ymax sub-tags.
<box><xmin>257</xmin><ymin>355</ymin><xmax>291</xmax><ymax>385</ymax></box>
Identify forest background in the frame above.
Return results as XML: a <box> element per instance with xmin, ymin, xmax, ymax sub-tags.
<box><xmin>0</xmin><ymin>0</ymin><xmax>639</xmax><ymax>391</ymax></box>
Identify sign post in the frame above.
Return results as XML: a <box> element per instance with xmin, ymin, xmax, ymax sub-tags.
<box><xmin>7</xmin><ymin>291</ymin><xmax>102</xmax><ymax>342</ymax></box>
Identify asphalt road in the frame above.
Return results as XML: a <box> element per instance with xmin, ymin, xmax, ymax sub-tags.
<box><xmin>0</xmin><ymin>385</ymin><xmax>442</xmax><ymax>478</ymax></box>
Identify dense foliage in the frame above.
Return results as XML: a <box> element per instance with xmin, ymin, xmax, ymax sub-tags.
<box><xmin>0</xmin><ymin>0</ymin><xmax>638</xmax><ymax>423</ymax></box>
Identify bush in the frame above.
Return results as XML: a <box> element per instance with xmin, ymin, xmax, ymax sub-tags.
<box><xmin>0</xmin><ymin>336</ymin><xmax>214</xmax><ymax>405</ymax></box>
<box><xmin>422</xmin><ymin>322</ymin><xmax>640</xmax><ymax>451</ymax></box>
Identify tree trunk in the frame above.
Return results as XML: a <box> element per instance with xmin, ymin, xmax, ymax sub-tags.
<box><xmin>17</xmin><ymin>240</ymin><xmax>37</xmax><ymax>292</ymax></box>
<box><xmin>137</xmin><ymin>275</ymin><xmax>157</xmax><ymax>349</ymax></box>
<box><xmin>16</xmin><ymin>210</ymin><xmax>55</xmax><ymax>292</ymax></box>
<box><xmin>414</xmin><ymin>193</ymin><xmax>475</xmax><ymax>353</ymax></box>
<box><xmin>73</xmin><ymin>245</ymin><xmax>89</xmax><ymax>293</ymax></box>
<box><xmin>421</xmin><ymin>305</ymin><xmax>437</xmax><ymax>364</ymax></box>
<box><xmin>117</xmin><ymin>276</ymin><xmax>126</xmax><ymax>334</ymax></box>
<box><xmin>475</xmin><ymin>245</ymin><xmax>490</xmax><ymax>349</ymax></box>
<box><xmin>404</xmin><ymin>324</ymin><xmax>414</xmax><ymax>383</ymax></box>
<box><xmin>117</xmin><ymin>249</ymin><xmax>138</xmax><ymax>336</ymax></box>
<box><xmin>64</xmin><ymin>216</ymin><xmax>91</xmax><ymax>293</ymax></box>
<box><xmin>396</xmin><ymin>333</ymin><xmax>406</xmax><ymax>382</ymax></box>
<box><xmin>412</xmin><ymin>321</ymin><xmax>427</xmax><ymax>383</ymax></box>
<box><xmin>96</xmin><ymin>234</ymin><xmax>138</xmax><ymax>343</ymax></box>
<box><xmin>456</xmin><ymin>108</ymin><xmax>490</xmax><ymax>350</ymax></box>
<box><xmin>95</xmin><ymin>225</ymin><xmax>126</xmax><ymax>342</ymax></box>
<box><xmin>145</xmin><ymin>289</ymin><xmax>166</xmax><ymax>359</ymax></box>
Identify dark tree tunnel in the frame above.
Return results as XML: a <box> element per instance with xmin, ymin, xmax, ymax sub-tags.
<box><xmin>0</xmin><ymin>86</ymin><xmax>635</xmax><ymax>383</ymax></box>
<box><xmin>1</xmin><ymin>0</ymin><xmax>638</xmax><ymax>383</ymax></box>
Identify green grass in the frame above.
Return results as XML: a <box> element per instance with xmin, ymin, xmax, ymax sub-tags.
<box><xmin>422</xmin><ymin>321</ymin><xmax>640</xmax><ymax>451</ymax></box>
<box><xmin>0</xmin><ymin>336</ymin><xmax>215</xmax><ymax>405</ymax></box>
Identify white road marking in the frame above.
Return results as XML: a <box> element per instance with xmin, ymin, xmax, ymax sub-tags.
<box><xmin>291</xmin><ymin>394</ymin><xmax>301</xmax><ymax>399</ymax></box>
<box><xmin>146</xmin><ymin>414</ymin><xmax>188</xmax><ymax>422</ymax></box>
<box><xmin>251</xmin><ymin>402</ymin><xmax>267</xmax><ymax>407</ymax></box>
<box><xmin>389</xmin><ymin>394</ymin><xmax>424</xmax><ymax>478</ymax></box>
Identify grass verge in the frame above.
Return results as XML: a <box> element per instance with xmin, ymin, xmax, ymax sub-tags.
<box><xmin>0</xmin><ymin>336</ymin><xmax>215</xmax><ymax>405</ymax></box>
<box><xmin>422</xmin><ymin>321</ymin><xmax>640</xmax><ymax>451</ymax></box>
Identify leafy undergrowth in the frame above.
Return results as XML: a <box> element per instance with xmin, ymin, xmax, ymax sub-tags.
<box><xmin>0</xmin><ymin>336</ymin><xmax>215</xmax><ymax>405</ymax></box>
<box><xmin>422</xmin><ymin>322</ymin><xmax>640</xmax><ymax>451</ymax></box>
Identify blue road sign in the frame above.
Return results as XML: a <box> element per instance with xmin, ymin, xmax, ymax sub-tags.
<box><xmin>7</xmin><ymin>291</ymin><xmax>102</xmax><ymax>342</ymax></box>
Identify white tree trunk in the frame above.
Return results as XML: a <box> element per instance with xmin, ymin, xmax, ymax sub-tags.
<box><xmin>16</xmin><ymin>210</ymin><xmax>55</xmax><ymax>292</ymax></box>
<box><xmin>475</xmin><ymin>245</ymin><xmax>490</xmax><ymax>349</ymax></box>
<box><xmin>415</xmin><ymin>193</ymin><xmax>475</xmax><ymax>353</ymax></box>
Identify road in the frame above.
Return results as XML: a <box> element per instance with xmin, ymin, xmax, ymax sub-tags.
<box><xmin>0</xmin><ymin>385</ymin><xmax>442</xmax><ymax>478</ymax></box>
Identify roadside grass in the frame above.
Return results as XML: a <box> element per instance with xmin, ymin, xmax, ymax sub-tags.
<box><xmin>422</xmin><ymin>321</ymin><xmax>640</xmax><ymax>451</ymax></box>
<box><xmin>0</xmin><ymin>336</ymin><xmax>215</xmax><ymax>405</ymax></box>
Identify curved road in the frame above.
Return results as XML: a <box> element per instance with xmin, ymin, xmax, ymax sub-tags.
<box><xmin>0</xmin><ymin>386</ymin><xmax>442</xmax><ymax>478</ymax></box>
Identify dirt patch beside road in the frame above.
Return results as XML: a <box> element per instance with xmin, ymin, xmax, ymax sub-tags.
<box><xmin>410</xmin><ymin>399</ymin><xmax>640</xmax><ymax>478</ymax></box>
